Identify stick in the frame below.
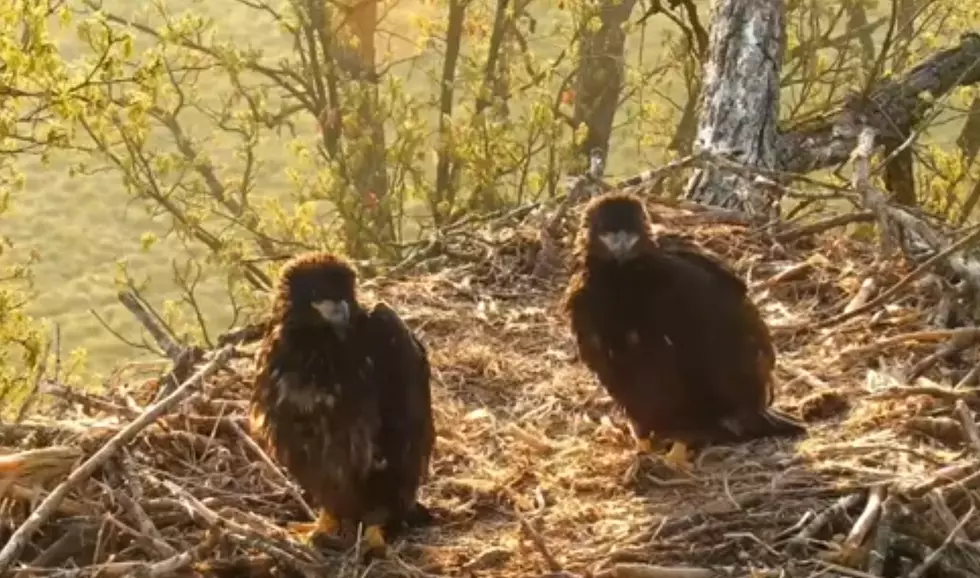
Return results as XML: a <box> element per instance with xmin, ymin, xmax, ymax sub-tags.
<box><xmin>908</xmin><ymin>330</ymin><xmax>980</xmax><ymax>381</ymax></box>
<box><xmin>905</xmin><ymin>461</ymin><xmax>980</xmax><ymax>497</ymax></box>
<box><xmin>845</xmin><ymin>277</ymin><xmax>878</xmax><ymax>314</ymax></box>
<box><xmin>596</xmin><ymin>563</ymin><xmax>776</xmax><ymax>578</ymax></box>
<box><xmin>843</xmin><ymin>485</ymin><xmax>886</xmax><ymax>555</ymax></box>
<box><xmin>774</xmin><ymin>211</ymin><xmax>875</xmax><ymax>243</ymax></box>
<box><xmin>956</xmin><ymin>362</ymin><xmax>980</xmax><ymax>388</ymax></box>
<box><xmin>815</xmin><ymin>223</ymin><xmax>980</xmax><ymax>330</ymax></box>
<box><xmin>117</xmin><ymin>290</ymin><xmax>184</xmax><ymax>360</ymax></box>
<box><xmin>141</xmin><ymin>533</ymin><xmax>219</xmax><ymax>578</ymax></box>
<box><xmin>931</xmin><ymin>490</ymin><xmax>980</xmax><ymax>574</ymax></box>
<box><xmin>517</xmin><ymin>513</ymin><xmax>562</xmax><ymax>572</ymax></box>
<box><xmin>225</xmin><ymin>417</ymin><xmax>316</xmax><ymax>520</ymax></box>
<box><xmin>116</xmin><ymin>455</ymin><xmax>176</xmax><ymax>558</ymax></box>
<box><xmin>866</xmin><ymin>495</ymin><xmax>895</xmax><ymax>576</ymax></box>
<box><xmin>754</xmin><ymin>260</ymin><xmax>812</xmax><ymax>290</ymax></box>
<box><xmin>151</xmin><ymin>475</ymin><xmax>325</xmax><ymax>578</ymax></box>
<box><xmin>955</xmin><ymin>399</ymin><xmax>980</xmax><ymax>456</ymax></box>
<box><xmin>789</xmin><ymin>492</ymin><xmax>864</xmax><ymax>549</ymax></box>
<box><xmin>0</xmin><ymin>346</ymin><xmax>233</xmax><ymax>574</ymax></box>
<box><xmin>927</xmin><ymin>490</ymin><xmax>968</xmax><ymax>541</ymax></box>
<box><xmin>907</xmin><ymin>505</ymin><xmax>975</xmax><ymax>578</ymax></box>
<box><xmin>842</xmin><ymin>327</ymin><xmax>980</xmax><ymax>361</ymax></box>
<box><xmin>13</xmin><ymin>337</ymin><xmax>52</xmax><ymax>424</ymax></box>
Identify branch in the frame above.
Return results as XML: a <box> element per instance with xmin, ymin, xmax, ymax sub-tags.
<box><xmin>779</xmin><ymin>33</ymin><xmax>980</xmax><ymax>174</ymax></box>
<box><xmin>0</xmin><ymin>346</ymin><xmax>233</xmax><ymax>574</ymax></box>
<box><xmin>117</xmin><ymin>290</ymin><xmax>183</xmax><ymax>361</ymax></box>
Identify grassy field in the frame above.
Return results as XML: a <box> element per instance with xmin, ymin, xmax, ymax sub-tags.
<box><xmin>0</xmin><ymin>0</ymin><xmax>969</xmax><ymax>381</ymax></box>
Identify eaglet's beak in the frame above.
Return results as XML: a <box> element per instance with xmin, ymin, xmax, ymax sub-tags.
<box><xmin>599</xmin><ymin>231</ymin><xmax>639</xmax><ymax>260</ymax></box>
<box><xmin>312</xmin><ymin>299</ymin><xmax>351</xmax><ymax>329</ymax></box>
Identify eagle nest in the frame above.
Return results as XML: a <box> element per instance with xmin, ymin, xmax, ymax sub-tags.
<box><xmin>3</xmin><ymin>198</ymin><xmax>980</xmax><ymax>578</ymax></box>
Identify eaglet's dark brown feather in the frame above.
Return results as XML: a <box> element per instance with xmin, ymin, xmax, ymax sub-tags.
<box><xmin>249</xmin><ymin>251</ymin><xmax>435</xmax><ymax>554</ymax></box>
<box><xmin>563</xmin><ymin>192</ymin><xmax>805</xmax><ymax>471</ymax></box>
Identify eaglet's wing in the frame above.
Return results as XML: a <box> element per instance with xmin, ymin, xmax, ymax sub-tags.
<box><xmin>565</xmin><ymin>285</ymin><xmax>609</xmax><ymax>376</ymax></box>
<box><xmin>654</xmin><ymin>233</ymin><xmax>748</xmax><ymax>297</ymax></box>
<box><xmin>655</xmin><ymin>232</ymin><xmax>778</xmax><ymax>406</ymax></box>
<box><xmin>365</xmin><ymin>303</ymin><xmax>436</xmax><ymax>488</ymax></box>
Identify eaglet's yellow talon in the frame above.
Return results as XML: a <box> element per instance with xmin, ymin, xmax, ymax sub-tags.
<box><xmin>663</xmin><ymin>440</ymin><xmax>692</xmax><ymax>472</ymax></box>
<box><xmin>290</xmin><ymin>510</ymin><xmax>339</xmax><ymax>543</ymax></box>
<box><xmin>362</xmin><ymin>524</ymin><xmax>387</xmax><ymax>552</ymax></box>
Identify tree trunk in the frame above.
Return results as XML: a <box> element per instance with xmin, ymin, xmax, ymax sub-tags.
<box><xmin>846</xmin><ymin>0</ymin><xmax>876</xmax><ymax>64</ymax></box>
<box><xmin>892</xmin><ymin>0</ymin><xmax>923</xmax><ymax>73</ymax></box>
<box><xmin>336</xmin><ymin>0</ymin><xmax>395</xmax><ymax>258</ymax></box>
<box><xmin>572</xmin><ymin>0</ymin><xmax>638</xmax><ymax>171</ymax></box>
<box><xmin>684</xmin><ymin>0</ymin><xmax>784</xmax><ymax>217</ymax></box>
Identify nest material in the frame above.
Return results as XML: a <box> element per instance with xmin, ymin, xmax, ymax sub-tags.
<box><xmin>3</xmin><ymin>200</ymin><xmax>980</xmax><ymax>578</ymax></box>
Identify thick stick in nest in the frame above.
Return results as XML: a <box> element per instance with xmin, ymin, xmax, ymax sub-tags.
<box><xmin>0</xmin><ymin>346</ymin><xmax>233</xmax><ymax>574</ymax></box>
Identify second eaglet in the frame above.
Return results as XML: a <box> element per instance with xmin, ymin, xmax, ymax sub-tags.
<box><xmin>564</xmin><ymin>192</ymin><xmax>806</xmax><ymax>472</ymax></box>
<box><xmin>250</xmin><ymin>252</ymin><xmax>435</xmax><ymax>555</ymax></box>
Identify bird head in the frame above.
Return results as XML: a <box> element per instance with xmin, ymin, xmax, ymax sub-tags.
<box><xmin>275</xmin><ymin>252</ymin><xmax>358</xmax><ymax>337</ymax></box>
<box><xmin>581</xmin><ymin>192</ymin><xmax>651</xmax><ymax>263</ymax></box>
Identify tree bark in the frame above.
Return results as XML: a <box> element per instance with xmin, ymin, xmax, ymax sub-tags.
<box><xmin>572</xmin><ymin>0</ymin><xmax>638</xmax><ymax>170</ymax></box>
<box><xmin>683</xmin><ymin>0</ymin><xmax>784</xmax><ymax>216</ymax></box>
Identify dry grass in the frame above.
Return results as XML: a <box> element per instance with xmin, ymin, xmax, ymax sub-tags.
<box><xmin>3</xmin><ymin>198</ymin><xmax>980</xmax><ymax>577</ymax></box>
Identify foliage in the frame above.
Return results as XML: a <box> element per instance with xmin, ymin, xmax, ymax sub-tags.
<box><xmin>0</xmin><ymin>0</ymin><xmax>75</xmax><ymax>403</ymax></box>
<box><xmin>1</xmin><ymin>0</ymin><xmax>979</xmax><ymax>369</ymax></box>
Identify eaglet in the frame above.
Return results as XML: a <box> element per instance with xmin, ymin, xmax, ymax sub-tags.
<box><xmin>563</xmin><ymin>192</ymin><xmax>805</xmax><ymax>472</ymax></box>
<box><xmin>250</xmin><ymin>252</ymin><xmax>435</xmax><ymax>554</ymax></box>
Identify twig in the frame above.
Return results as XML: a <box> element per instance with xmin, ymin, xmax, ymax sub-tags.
<box><xmin>774</xmin><ymin>211</ymin><xmax>875</xmax><ymax>243</ymax></box>
<box><xmin>814</xmin><ymin>221</ymin><xmax>980</xmax><ymax>330</ymax></box>
<box><xmin>788</xmin><ymin>492</ymin><xmax>864</xmax><ymax>550</ymax></box>
<box><xmin>117</xmin><ymin>451</ymin><xmax>176</xmax><ymax>558</ymax></box>
<box><xmin>905</xmin><ymin>461</ymin><xmax>980</xmax><ymax>497</ymax></box>
<box><xmin>1</xmin><ymin>483</ymin><xmax>89</xmax><ymax>517</ymax></box>
<box><xmin>866</xmin><ymin>495</ymin><xmax>895</xmax><ymax>576</ymax></box>
<box><xmin>225</xmin><ymin>417</ymin><xmax>316</xmax><ymax>520</ymax></box>
<box><xmin>955</xmin><ymin>361</ymin><xmax>980</xmax><ymax>388</ymax></box>
<box><xmin>907</xmin><ymin>329</ymin><xmax>980</xmax><ymax>381</ymax></box>
<box><xmin>150</xmin><ymin>474</ymin><xmax>326</xmax><ymax>577</ymax></box>
<box><xmin>754</xmin><ymin>260</ymin><xmax>812</xmax><ymax>290</ymax></box>
<box><xmin>38</xmin><ymin>381</ymin><xmax>139</xmax><ymax>418</ymax></box>
<box><xmin>517</xmin><ymin>512</ymin><xmax>562</xmax><ymax>572</ymax></box>
<box><xmin>216</xmin><ymin>321</ymin><xmax>268</xmax><ymax>346</ymax></box>
<box><xmin>955</xmin><ymin>399</ymin><xmax>980</xmax><ymax>456</ymax></box>
<box><xmin>841</xmin><ymin>485</ymin><xmax>886</xmax><ymax>561</ymax></box>
<box><xmin>14</xmin><ymin>337</ymin><xmax>52</xmax><ymax>424</ymax></box>
<box><xmin>141</xmin><ymin>532</ymin><xmax>220</xmax><ymax>577</ymax></box>
<box><xmin>927</xmin><ymin>490</ymin><xmax>967</xmax><ymax>541</ymax></box>
<box><xmin>842</xmin><ymin>327</ymin><xmax>980</xmax><ymax>362</ymax></box>
<box><xmin>907</xmin><ymin>505</ymin><xmax>975</xmax><ymax>578</ymax></box>
<box><xmin>845</xmin><ymin>277</ymin><xmax>878</xmax><ymax>314</ymax></box>
<box><xmin>0</xmin><ymin>346</ymin><xmax>233</xmax><ymax>574</ymax></box>
<box><xmin>927</xmin><ymin>489</ymin><xmax>980</xmax><ymax>572</ymax></box>
<box><xmin>595</xmin><ymin>563</ymin><xmax>776</xmax><ymax>578</ymax></box>
<box><xmin>778</xmin><ymin>362</ymin><xmax>829</xmax><ymax>389</ymax></box>
<box><xmin>117</xmin><ymin>290</ymin><xmax>183</xmax><ymax>360</ymax></box>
